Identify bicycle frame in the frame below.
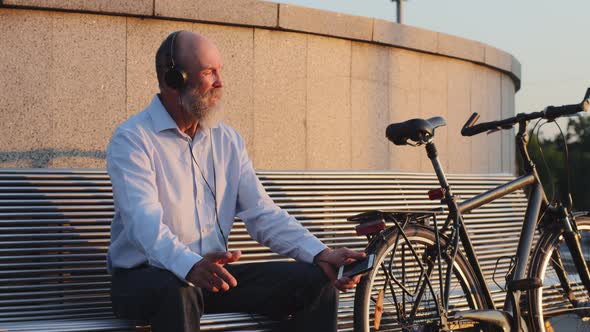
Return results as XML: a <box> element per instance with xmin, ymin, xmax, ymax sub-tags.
<box><xmin>426</xmin><ymin>121</ymin><xmax>548</xmax><ymax>312</ymax></box>
<box><xmin>461</xmin><ymin>176</ymin><xmax>542</xmax><ymax>310</ymax></box>
<box><xmin>425</xmin><ymin>119</ymin><xmax>590</xmax><ymax>325</ymax></box>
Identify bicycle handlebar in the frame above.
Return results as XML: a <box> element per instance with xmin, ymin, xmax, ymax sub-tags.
<box><xmin>461</xmin><ymin>88</ymin><xmax>590</xmax><ymax>137</ymax></box>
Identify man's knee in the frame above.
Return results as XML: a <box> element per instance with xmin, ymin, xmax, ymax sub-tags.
<box><xmin>148</xmin><ymin>276</ymin><xmax>205</xmax><ymax>332</ymax></box>
<box><xmin>281</xmin><ymin>263</ymin><xmax>339</xmax><ymax>332</ymax></box>
<box><xmin>289</xmin><ymin>263</ymin><xmax>335</xmax><ymax>305</ymax></box>
<box><xmin>111</xmin><ymin>266</ymin><xmax>204</xmax><ymax>322</ymax></box>
<box><xmin>163</xmin><ymin>284</ymin><xmax>204</xmax><ymax>315</ymax></box>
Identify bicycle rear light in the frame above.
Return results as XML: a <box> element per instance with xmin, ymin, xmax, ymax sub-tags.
<box><xmin>355</xmin><ymin>220</ymin><xmax>386</xmax><ymax>236</ymax></box>
<box><xmin>428</xmin><ymin>188</ymin><xmax>445</xmax><ymax>200</ymax></box>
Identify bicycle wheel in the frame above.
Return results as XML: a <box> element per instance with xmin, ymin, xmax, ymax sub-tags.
<box><xmin>353</xmin><ymin>224</ymin><xmax>487</xmax><ymax>332</ymax></box>
<box><xmin>528</xmin><ymin>216</ymin><xmax>590</xmax><ymax>331</ymax></box>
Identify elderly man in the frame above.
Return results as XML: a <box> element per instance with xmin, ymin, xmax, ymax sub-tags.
<box><xmin>106</xmin><ymin>30</ymin><xmax>365</xmax><ymax>332</ymax></box>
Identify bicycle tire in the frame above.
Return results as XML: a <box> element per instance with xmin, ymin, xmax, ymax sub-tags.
<box><xmin>528</xmin><ymin>216</ymin><xmax>590</xmax><ymax>331</ymax></box>
<box><xmin>353</xmin><ymin>223</ymin><xmax>487</xmax><ymax>332</ymax></box>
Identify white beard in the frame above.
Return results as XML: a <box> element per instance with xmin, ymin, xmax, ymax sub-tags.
<box><xmin>199</xmin><ymin>100</ymin><xmax>224</xmax><ymax>129</ymax></box>
<box><xmin>180</xmin><ymin>88</ymin><xmax>225</xmax><ymax>129</ymax></box>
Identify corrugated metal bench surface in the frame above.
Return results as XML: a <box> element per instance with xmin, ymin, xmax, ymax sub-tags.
<box><xmin>0</xmin><ymin>169</ymin><xmax>527</xmax><ymax>332</ymax></box>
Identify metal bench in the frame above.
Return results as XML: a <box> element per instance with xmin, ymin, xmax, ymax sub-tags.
<box><xmin>0</xmin><ymin>169</ymin><xmax>527</xmax><ymax>331</ymax></box>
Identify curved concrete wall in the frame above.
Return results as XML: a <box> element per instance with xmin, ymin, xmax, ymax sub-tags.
<box><xmin>0</xmin><ymin>1</ymin><xmax>520</xmax><ymax>174</ymax></box>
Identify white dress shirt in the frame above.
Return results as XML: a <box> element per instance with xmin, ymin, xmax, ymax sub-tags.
<box><xmin>106</xmin><ymin>95</ymin><xmax>327</xmax><ymax>281</ymax></box>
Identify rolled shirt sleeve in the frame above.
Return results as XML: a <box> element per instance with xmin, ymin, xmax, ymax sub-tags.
<box><xmin>107</xmin><ymin>129</ymin><xmax>202</xmax><ymax>280</ymax></box>
<box><xmin>234</xmin><ymin>137</ymin><xmax>327</xmax><ymax>263</ymax></box>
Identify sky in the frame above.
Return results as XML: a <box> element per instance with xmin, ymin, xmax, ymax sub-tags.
<box><xmin>268</xmin><ymin>0</ymin><xmax>590</xmax><ymax>138</ymax></box>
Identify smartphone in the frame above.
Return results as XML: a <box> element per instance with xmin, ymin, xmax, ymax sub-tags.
<box><xmin>337</xmin><ymin>254</ymin><xmax>375</xmax><ymax>279</ymax></box>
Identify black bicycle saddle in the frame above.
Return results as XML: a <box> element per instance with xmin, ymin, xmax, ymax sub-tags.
<box><xmin>385</xmin><ymin>116</ymin><xmax>447</xmax><ymax>146</ymax></box>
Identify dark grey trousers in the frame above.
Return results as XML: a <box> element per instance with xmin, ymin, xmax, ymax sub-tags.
<box><xmin>111</xmin><ymin>261</ymin><xmax>338</xmax><ymax>332</ymax></box>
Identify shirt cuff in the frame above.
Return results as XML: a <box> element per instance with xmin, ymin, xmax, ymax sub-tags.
<box><xmin>170</xmin><ymin>251</ymin><xmax>203</xmax><ymax>281</ymax></box>
<box><xmin>297</xmin><ymin>238</ymin><xmax>328</xmax><ymax>264</ymax></box>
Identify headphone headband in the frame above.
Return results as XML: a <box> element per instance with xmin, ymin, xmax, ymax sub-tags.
<box><xmin>164</xmin><ymin>31</ymin><xmax>188</xmax><ymax>91</ymax></box>
<box><xmin>169</xmin><ymin>31</ymin><xmax>178</xmax><ymax>69</ymax></box>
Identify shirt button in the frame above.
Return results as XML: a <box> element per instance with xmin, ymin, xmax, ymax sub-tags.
<box><xmin>197</xmin><ymin>199</ymin><xmax>202</xmax><ymax>204</ymax></box>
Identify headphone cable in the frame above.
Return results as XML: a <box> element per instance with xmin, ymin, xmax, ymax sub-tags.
<box><xmin>187</xmin><ymin>129</ymin><xmax>229</xmax><ymax>252</ymax></box>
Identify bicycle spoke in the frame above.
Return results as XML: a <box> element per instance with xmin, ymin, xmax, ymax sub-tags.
<box><xmin>380</xmin><ymin>261</ymin><xmax>405</xmax><ymax>322</ymax></box>
<box><xmin>529</xmin><ymin>218</ymin><xmax>590</xmax><ymax>331</ymax></box>
<box><xmin>550</xmin><ymin>247</ymin><xmax>577</xmax><ymax>306</ymax></box>
<box><xmin>408</xmin><ymin>262</ymin><xmax>436</xmax><ymax>322</ymax></box>
<box><xmin>354</xmin><ymin>224</ymin><xmax>485</xmax><ymax>331</ymax></box>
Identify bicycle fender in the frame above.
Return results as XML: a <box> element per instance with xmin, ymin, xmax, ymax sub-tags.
<box><xmin>363</xmin><ymin>223</ymin><xmax>450</xmax><ymax>255</ymax></box>
<box><xmin>363</xmin><ymin>224</ymin><xmax>405</xmax><ymax>255</ymax></box>
<box><xmin>573</xmin><ymin>210</ymin><xmax>590</xmax><ymax>218</ymax></box>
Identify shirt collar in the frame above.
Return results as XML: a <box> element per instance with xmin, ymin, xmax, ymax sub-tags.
<box><xmin>147</xmin><ymin>95</ymin><xmax>179</xmax><ymax>133</ymax></box>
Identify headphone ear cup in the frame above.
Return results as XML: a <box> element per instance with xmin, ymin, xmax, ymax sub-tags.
<box><xmin>165</xmin><ymin>67</ymin><xmax>187</xmax><ymax>91</ymax></box>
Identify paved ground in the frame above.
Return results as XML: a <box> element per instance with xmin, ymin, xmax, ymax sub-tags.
<box><xmin>545</xmin><ymin>314</ymin><xmax>590</xmax><ymax>331</ymax></box>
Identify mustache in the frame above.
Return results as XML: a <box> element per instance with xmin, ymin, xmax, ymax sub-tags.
<box><xmin>206</xmin><ymin>88</ymin><xmax>223</xmax><ymax>100</ymax></box>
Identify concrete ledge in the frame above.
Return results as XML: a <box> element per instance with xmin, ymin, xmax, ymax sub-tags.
<box><xmin>155</xmin><ymin>0</ymin><xmax>277</xmax><ymax>28</ymax></box>
<box><xmin>484</xmin><ymin>44</ymin><xmax>512</xmax><ymax>72</ymax></box>
<box><xmin>0</xmin><ymin>0</ymin><xmax>521</xmax><ymax>88</ymax></box>
<box><xmin>511</xmin><ymin>56</ymin><xmax>522</xmax><ymax>85</ymax></box>
<box><xmin>437</xmin><ymin>31</ymin><xmax>485</xmax><ymax>63</ymax></box>
<box><xmin>373</xmin><ymin>19</ymin><xmax>437</xmax><ymax>54</ymax></box>
<box><xmin>373</xmin><ymin>18</ymin><xmax>518</xmax><ymax>84</ymax></box>
<box><xmin>278</xmin><ymin>4</ymin><xmax>373</xmax><ymax>41</ymax></box>
<box><xmin>2</xmin><ymin>0</ymin><xmax>153</xmax><ymax>16</ymax></box>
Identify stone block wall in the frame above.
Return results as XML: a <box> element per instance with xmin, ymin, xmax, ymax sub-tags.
<box><xmin>0</xmin><ymin>1</ymin><xmax>520</xmax><ymax>173</ymax></box>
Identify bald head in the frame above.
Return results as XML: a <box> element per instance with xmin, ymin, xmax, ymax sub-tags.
<box><xmin>176</xmin><ymin>32</ymin><xmax>218</xmax><ymax>71</ymax></box>
<box><xmin>155</xmin><ymin>30</ymin><xmax>222</xmax><ymax>90</ymax></box>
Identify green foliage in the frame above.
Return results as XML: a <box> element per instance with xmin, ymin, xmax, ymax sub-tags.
<box><xmin>524</xmin><ymin>116</ymin><xmax>590</xmax><ymax>210</ymax></box>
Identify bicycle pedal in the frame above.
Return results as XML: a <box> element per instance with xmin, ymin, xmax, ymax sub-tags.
<box><xmin>507</xmin><ymin>278</ymin><xmax>542</xmax><ymax>292</ymax></box>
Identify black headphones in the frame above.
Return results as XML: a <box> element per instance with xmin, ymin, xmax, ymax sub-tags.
<box><xmin>164</xmin><ymin>31</ymin><xmax>188</xmax><ymax>91</ymax></box>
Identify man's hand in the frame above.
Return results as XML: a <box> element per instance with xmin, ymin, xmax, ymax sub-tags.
<box><xmin>185</xmin><ymin>250</ymin><xmax>241</xmax><ymax>293</ymax></box>
<box><xmin>314</xmin><ymin>248</ymin><xmax>366</xmax><ymax>292</ymax></box>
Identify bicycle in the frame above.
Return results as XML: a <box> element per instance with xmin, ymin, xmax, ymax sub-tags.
<box><xmin>349</xmin><ymin>88</ymin><xmax>590</xmax><ymax>332</ymax></box>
